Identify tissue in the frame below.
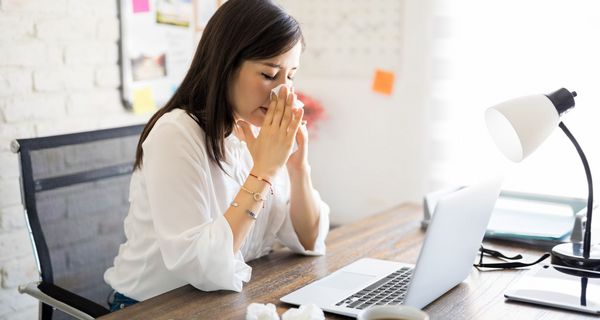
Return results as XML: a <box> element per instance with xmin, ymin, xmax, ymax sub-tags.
<box><xmin>281</xmin><ymin>304</ymin><xmax>325</xmax><ymax>320</ymax></box>
<box><xmin>271</xmin><ymin>84</ymin><xmax>304</xmax><ymax>109</ymax></box>
<box><xmin>246</xmin><ymin>303</ymin><xmax>280</xmax><ymax>320</ymax></box>
<box><xmin>270</xmin><ymin>84</ymin><xmax>303</xmax><ymax>154</ymax></box>
<box><xmin>245</xmin><ymin>303</ymin><xmax>325</xmax><ymax>320</ymax></box>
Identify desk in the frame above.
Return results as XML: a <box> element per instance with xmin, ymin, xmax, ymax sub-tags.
<box><xmin>100</xmin><ymin>204</ymin><xmax>596</xmax><ymax>319</ymax></box>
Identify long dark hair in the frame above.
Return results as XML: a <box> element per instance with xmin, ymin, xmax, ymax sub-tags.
<box><xmin>133</xmin><ymin>0</ymin><xmax>304</xmax><ymax>171</ymax></box>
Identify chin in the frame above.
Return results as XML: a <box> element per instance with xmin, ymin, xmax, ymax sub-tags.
<box><xmin>249</xmin><ymin>118</ymin><xmax>264</xmax><ymax>128</ymax></box>
<box><xmin>248</xmin><ymin>113</ymin><xmax>265</xmax><ymax>127</ymax></box>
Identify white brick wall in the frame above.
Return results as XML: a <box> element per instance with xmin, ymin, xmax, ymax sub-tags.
<box><xmin>1</xmin><ymin>255</ymin><xmax>37</xmax><ymax>289</ymax></box>
<box><xmin>0</xmin><ymin>69</ymin><xmax>32</xmax><ymax>97</ymax></box>
<box><xmin>0</xmin><ymin>0</ymin><xmax>150</xmax><ymax>318</ymax></box>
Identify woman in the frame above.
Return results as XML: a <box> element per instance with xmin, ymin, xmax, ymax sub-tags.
<box><xmin>104</xmin><ymin>0</ymin><xmax>330</xmax><ymax>311</ymax></box>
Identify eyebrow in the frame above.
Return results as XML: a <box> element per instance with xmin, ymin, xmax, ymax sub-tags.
<box><xmin>260</xmin><ymin>62</ymin><xmax>299</xmax><ymax>70</ymax></box>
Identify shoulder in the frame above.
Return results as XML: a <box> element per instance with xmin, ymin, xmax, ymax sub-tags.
<box><xmin>156</xmin><ymin>108</ymin><xmax>203</xmax><ymax>135</ymax></box>
<box><xmin>150</xmin><ymin>109</ymin><xmax>204</xmax><ymax>140</ymax></box>
<box><xmin>143</xmin><ymin>108</ymin><xmax>208</xmax><ymax>153</ymax></box>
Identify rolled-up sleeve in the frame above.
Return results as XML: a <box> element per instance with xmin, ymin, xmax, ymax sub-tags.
<box><xmin>276</xmin><ymin>189</ymin><xmax>330</xmax><ymax>255</ymax></box>
<box><xmin>143</xmin><ymin>121</ymin><xmax>251</xmax><ymax>292</ymax></box>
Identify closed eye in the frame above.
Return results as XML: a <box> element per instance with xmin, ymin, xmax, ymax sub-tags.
<box><xmin>262</xmin><ymin>73</ymin><xmax>295</xmax><ymax>81</ymax></box>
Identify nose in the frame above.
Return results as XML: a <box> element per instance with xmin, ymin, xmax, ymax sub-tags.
<box><xmin>273</xmin><ymin>78</ymin><xmax>287</xmax><ymax>88</ymax></box>
<box><xmin>274</xmin><ymin>76</ymin><xmax>294</xmax><ymax>89</ymax></box>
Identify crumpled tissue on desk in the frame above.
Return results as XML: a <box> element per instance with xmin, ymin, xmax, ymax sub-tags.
<box><xmin>246</xmin><ymin>303</ymin><xmax>325</xmax><ymax>320</ymax></box>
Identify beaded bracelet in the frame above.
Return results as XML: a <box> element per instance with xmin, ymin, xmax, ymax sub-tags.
<box><xmin>245</xmin><ymin>209</ymin><xmax>258</xmax><ymax>220</ymax></box>
<box><xmin>240</xmin><ymin>185</ymin><xmax>265</xmax><ymax>202</ymax></box>
<box><xmin>230</xmin><ymin>202</ymin><xmax>257</xmax><ymax>220</ymax></box>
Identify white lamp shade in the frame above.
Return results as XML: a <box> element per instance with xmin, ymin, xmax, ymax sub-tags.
<box><xmin>485</xmin><ymin>94</ymin><xmax>560</xmax><ymax>162</ymax></box>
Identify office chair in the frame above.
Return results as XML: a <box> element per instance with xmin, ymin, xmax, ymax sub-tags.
<box><xmin>11</xmin><ymin>125</ymin><xmax>144</xmax><ymax>320</ymax></box>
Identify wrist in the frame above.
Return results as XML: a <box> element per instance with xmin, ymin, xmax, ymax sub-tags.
<box><xmin>287</xmin><ymin>164</ymin><xmax>311</xmax><ymax>178</ymax></box>
<box><xmin>250</xmin><ymin>166</ymin><xmax>276</xmax><ymax>182</ymax></box>
<box><xmin>242</xmin><ymin>176</ymin><xmax>270</xmax><ymax>198</ymax></box>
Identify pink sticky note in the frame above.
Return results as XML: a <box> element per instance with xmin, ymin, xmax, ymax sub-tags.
<box><xmin>132</xmin><ymin>0</ymin><xmax>150</xmax><ymax>13</ymax></box>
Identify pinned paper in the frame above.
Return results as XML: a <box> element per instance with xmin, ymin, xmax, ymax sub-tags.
<box><xmin>372</xmin><ymin>69</ymin><xmax>395</xmax><ymax>96</ymax></box>
<box><xmin>132</xmin><ymin>87</ymin><xmax>156</xmax><ymax>114</ymax></box>
<box><xmin>132</xmin><ymin>0</ymin><xmax>150</xmax><ymax>13</ymax></box>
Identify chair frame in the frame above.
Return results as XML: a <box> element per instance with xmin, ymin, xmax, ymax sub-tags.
<box><xmin>12</xmin><ymin>124</ymin><xmax>144</xmax><ymax>320</ymax></box>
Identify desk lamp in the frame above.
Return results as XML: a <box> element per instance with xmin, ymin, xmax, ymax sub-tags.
<box><xmin>484</xmin><ymin>88</ymin><xmax>599</xmax><ymax>275</ymax></box>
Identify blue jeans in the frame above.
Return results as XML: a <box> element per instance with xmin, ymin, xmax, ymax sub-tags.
<box><xmin>109</xmin><ymin>292</ymin><xmax>139</xmax><ymax>312</ymax></box>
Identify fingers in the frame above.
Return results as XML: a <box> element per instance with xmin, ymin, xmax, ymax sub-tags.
<box><xmin>263</xmin><ymin>91</ymin><xmax>277</xmax><ymax>126</ymax></box>
<box><xmin>280</xmin><ymin>92</ymin><xmax>295</xmax><ymax>130</ymax></box>
<box><xmin>287</xmin><ymin>108</ymin><xmax>304</xmax><ymax>140</ymax></box>
<box><xmin>271</xmin><ymin>85</ymin><xmax>289</xmax><ymax>128</ymax></box>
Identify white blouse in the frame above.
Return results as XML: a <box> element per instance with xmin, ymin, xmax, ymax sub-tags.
<box><xmin>104</xmin><ymin>109</ymin><xmax>330</xmax><ymax>301</ymax></box>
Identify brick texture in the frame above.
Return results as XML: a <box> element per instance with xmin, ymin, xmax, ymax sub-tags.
<box><xmin>0</xmin><ymin>0</ymin><xmax>150</xmax><ymax>318</ymax></box>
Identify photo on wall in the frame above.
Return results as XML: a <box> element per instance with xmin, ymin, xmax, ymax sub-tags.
<box><xmin>120</xmin><ymin>0</ymin><xmax>225</xmax><ymax>111</ymax></box>
<box><xmin>156</xmin><ymin>0</ymin><xmax>193</xmax><ymax>27</ymax></box>
<box><xmin>131</xmin><ymin>53</ymin><xmax>167</xmax><ymax>81</ymax></box>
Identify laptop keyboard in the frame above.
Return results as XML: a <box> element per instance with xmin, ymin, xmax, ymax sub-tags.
<box><xmin>334</xmin><ymin>266</ymin><xmax>413</xmax><ymax>310</ymax></box>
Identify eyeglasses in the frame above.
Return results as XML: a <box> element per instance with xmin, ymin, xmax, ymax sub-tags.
<box><xmin>473</xmin><ymin>245</ymin><xmax>550</xmax><ymax>269</ymax></box>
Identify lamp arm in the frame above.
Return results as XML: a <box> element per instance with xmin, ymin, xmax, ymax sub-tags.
<box><xmin>558</xmin><ymin>121</ymin><xmax>594</xmax><ymax>258</ymax></box>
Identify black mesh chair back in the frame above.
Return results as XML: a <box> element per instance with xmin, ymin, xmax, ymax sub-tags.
<box><xmin>14</xmin><ymin>125</ymin><xmax>144</xmax><ymax>320</ymax></box>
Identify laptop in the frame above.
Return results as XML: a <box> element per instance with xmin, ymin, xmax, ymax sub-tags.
<box><xmin>280</xmin><ymin>178</ymin><xmax>502</xmax><ymax>317</ymax></box>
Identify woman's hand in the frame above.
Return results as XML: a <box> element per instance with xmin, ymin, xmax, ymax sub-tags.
<box><xmin>286</xmin><ymin>118</ymin><xmax>309</xmax><ymax>175</ymax></box>
<box><xmin>238</xmin><ymin>85</ymin><xmax>304</xmax><ymax>180</ymax></box>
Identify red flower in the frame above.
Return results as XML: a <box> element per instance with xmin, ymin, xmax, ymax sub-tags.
<box><xmin>296</xmin><ymin>91</ymin><xmax>326</xmax><ymax>131</ymax></box>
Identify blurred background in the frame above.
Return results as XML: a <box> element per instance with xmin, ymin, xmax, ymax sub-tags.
<box><xmin>1</xmin><ymin>0</ymin><xmax>599</xmax><ymax>318</ymax></box>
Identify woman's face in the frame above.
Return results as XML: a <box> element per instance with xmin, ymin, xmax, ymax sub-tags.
<box><xmin>229</xmin><ymin>42</ymin><xmax>302</xmax><ymax>127</ymax></box>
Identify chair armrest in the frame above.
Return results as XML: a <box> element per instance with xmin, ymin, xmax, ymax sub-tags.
<box><xmin>18</xmin><ymin>281</ymin><xmax>110</xmax><ymax>320</ymax></box>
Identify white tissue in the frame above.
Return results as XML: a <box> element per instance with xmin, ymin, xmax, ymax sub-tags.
<box><xmin>246</xmin><ymin>303</ymin><xmax>280</xmax><ymax>320</ymax></box>
<box><xmin>245</xmin><ymin>303</ymin><xmax>325</xmax><ymax>320</ymax></box>
<box><xmin>271</xmin><ymin>84</ymin><xmax>304</xmax><ymax>109</ymax></box>
<box><xmin>281</xmin><ymin>304</ymin><xmax>325</xmax><ymax>320</ymax></box>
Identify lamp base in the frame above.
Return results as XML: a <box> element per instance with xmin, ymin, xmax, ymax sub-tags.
<box><xmin>551</xmin><ymin>242</ymin><xmax>600</xmax><ymax>278</ymax></box>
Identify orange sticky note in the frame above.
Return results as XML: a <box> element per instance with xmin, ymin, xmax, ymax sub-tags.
<box><xmin>372</xmin><ymin>69</ymin><xmax>395</xmax><ymax>96</ymax></box>
<box><xmin>132</xmin><ymin>87</ymin><xmax>157</xmax><ymax>114</ymax></box>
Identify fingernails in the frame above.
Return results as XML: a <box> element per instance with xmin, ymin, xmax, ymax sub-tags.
<box><xmin>279</xmin><ymin>85</ymin><xmax>287</xmax><ymax>98</ymax></box>
<box><xmin>271</xmin><ymin>84</ymin><xmax>287</xmax><ymax>96</ymax></box>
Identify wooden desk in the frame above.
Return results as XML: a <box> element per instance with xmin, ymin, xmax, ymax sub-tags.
<box><xmin>100</xmin><ymin>204</ymin><xmax>596</xmax><ymax>319</ymax></box>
